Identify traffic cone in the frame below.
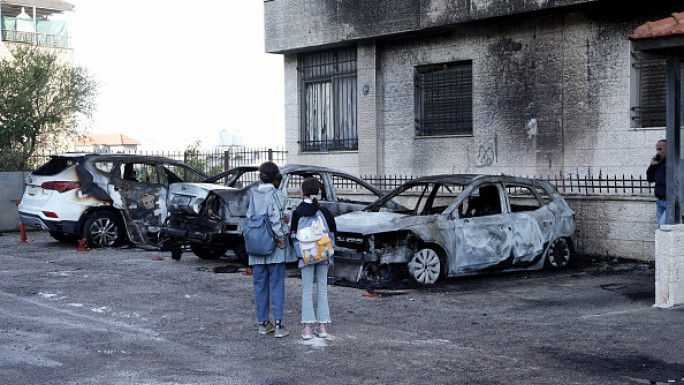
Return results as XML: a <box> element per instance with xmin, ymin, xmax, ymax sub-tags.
<box><xmin>77</xmin><ymin>238</ymin><xmax>90</xmax><ymax>252</ymax></box>
<box><xmin>19</xmin><ymin>224</ymin><xmax>29</xmax><ymax>243</ymax></box>
<box><xmin>242</xmin><ymin>267</ymin><xmax>253</xmax><ymax>276</ymax></box>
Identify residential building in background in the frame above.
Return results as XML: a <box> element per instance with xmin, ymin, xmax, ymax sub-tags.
<box><xmin>264</xmin><ymin>0</ymin><xmax>681</xmax><ymax>179</ymax></box>
<box><xmin>1</xmin><ymin>0</ymin><xmax>73</xmax><ymax>58</ymax></box>
<box><xmin>75</xmin><ymin>133</ymin><xmax>142</xmax><ymax>153</ymax></box>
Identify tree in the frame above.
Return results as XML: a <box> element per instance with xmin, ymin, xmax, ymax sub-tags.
<box><xmin>0</xmin><ymin>46</ymin><xmax>97</xmax><ymax>170</ymax></box>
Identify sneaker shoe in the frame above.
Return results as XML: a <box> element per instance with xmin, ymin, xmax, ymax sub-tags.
<box><xmin>314</xmin><ymin>324</ymin><xmax>328</xmax><ymax>338</ymax></box>
<box><xmin>274</xmin><ymin>325</ymin><xmax>290</xmax><ymax>338</ymax></box>
<box><xmin>301</xmin><ymin>326</ymin><xmax>313</xmax><ymax>340</ymax></box>
<box><xmin>258</xmin><ymin>321</ymin><xmax>275</xmax><ymax>335</ymax></box>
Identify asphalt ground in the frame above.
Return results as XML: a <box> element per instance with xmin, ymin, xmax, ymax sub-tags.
<box><xmin>1</xmin><ymin>230</ymin><xmax>683</xmax><ymax>385</ymax></box>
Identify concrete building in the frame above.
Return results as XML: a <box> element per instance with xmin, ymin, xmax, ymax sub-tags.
<box><xmin>264</xmin><ymin>0</ymin><xmax>680</xmax><ymax>179</ymax></box>
<box><xmin>1</xmin><ymin>0</ymin><xmax>73</xmax><ymax>59</ymax></box>
<box><xmin>263</xmin><ymin>1</ymin><xmax>684</xmax><ymax>262</ymax></box>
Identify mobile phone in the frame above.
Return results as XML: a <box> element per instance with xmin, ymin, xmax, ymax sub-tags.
<box><xmin>655</xmin><ymin>154</ymin><xmax>662</xmax><ymax>161</ymax></box>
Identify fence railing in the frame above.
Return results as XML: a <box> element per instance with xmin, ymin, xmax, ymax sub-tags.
<box><xmin>4</xmin><ymin>148</ymin><xmax>655</xmax><ymax>197</ymax></box>
<box><xmin>360</xmin><ymin>172</ymin><xmax>655</xmax><ymax>196</ymax></box>
<box><xmin>7</xmin><ymin>147</ymin><xmax>287</xmax><ymax>176</ymax></box>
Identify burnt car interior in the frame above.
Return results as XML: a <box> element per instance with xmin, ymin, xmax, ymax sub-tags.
<box><xmin>460</xmin><ymin>185</ymin><xmax>502</xmax><ymax>218</ymax></box>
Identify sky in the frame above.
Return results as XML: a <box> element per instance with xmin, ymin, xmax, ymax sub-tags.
<box><xmin>65</xmin><ymin>0</ymin><xmax>285</xmax><ymax>151</ymax></box>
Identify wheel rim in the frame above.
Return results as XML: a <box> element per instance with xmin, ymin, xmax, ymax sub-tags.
<box><xmin>408</xmin><ymin>248</ymin><xmax>441</xmax><ymax>285</ymax></box>
<box><xmin>547</xmin><ymin>238</ymin><xmax>570</xmax><ymax>268</ymax></box>
<box><xmin>89</xmin><ymin>217</ymin><xmax>118</xmax><ymax>247</ymax></box>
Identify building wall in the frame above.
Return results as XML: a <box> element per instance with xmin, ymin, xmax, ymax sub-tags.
<box><xmin>283</xmin><ymin>8</ymin><xmax>669</xmax><ymax>179</ymax></box>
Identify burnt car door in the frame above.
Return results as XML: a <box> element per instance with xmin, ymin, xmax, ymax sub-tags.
<box><xmin>109</xmin><ymin>161</ymin><xmax>167</xmax><ymax>244</ymax></box>
<box><xmin>323</xmin><ymin>172</ymin><xmax>386</xmax><ymax>216</ymax></box>
<box><xmin>450</xmin><ymin>183</ymin><xmax>514</xmax><ymax>272</ymax></box>
<box><xmin>281</xmin><ymin>171</ymin><xmax>328</xmax><ymax>214</ymax></box>
<box><xmin>503</xmin><ymin>182</ymin><xmax>548</xmax><ymax>265</ymax></box>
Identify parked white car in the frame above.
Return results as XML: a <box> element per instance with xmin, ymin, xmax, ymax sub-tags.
<box><xmin>18</xmin><ymin>153</ymin><xmax>207</xmax><ymax>248</ymax></box>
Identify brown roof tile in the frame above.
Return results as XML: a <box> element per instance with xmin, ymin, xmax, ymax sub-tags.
<box><xmin>75</xmin><ymin>133</ymin><xmax>141</xmax><ymax>146</ymax></box>
<box><xmin>628</xmin><ymin>12</ymin><xmax>684</xmax><ymax>40</ymax></box>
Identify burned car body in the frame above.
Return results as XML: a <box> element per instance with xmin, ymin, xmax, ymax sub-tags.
<box><xmin>18</xmin><ymin>153</ymin><xmax>207</xmax><ymax>248</ymax></box>
<box><xmin>160</xmin><ymin>165</ymin><xmax>395</xmax><ymax>263</ymax></box>
<box><xmin>333</xmin><ymin>174</ymin><xmax>577</xmax><ymax>285</ymax></box>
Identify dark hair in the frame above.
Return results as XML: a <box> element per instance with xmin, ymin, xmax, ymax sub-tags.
<box><xmin>302</xmin><ymin>178</ymin><xmax>321</xmax><ymax>209</ymax></box>
<box><xmin>258</xmin><ymin>161</ymin><xmax>282</xmax><ymax>186</ymax></box>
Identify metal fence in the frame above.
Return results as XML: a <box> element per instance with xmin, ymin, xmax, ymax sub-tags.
<box><xmin>360</xmin><ymin>172</ymin><xmax>654</xmax><ymax>196</ymax></box>
<box><xmin>5</xmin><ymin>147</ymin><xmax>288</xmax><ymax>176</ymax></box>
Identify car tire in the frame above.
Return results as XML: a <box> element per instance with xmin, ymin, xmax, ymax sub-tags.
<box><xmin>544</xmin><ymin>238</ymin><xmax>571</xmax><ymax>269</ymax></box>
<box><xmin>407</xmin><ymin>248</ymin><xmax>443</xmax><ymax>285</ymax></box>
<box><xmin>233</xmin><ymin>241</ymin><xmax>249</xmax><ymax>266</ymax></box>
<box><xmin>190</xmin><ymin>243</ymin><xmax>229</xmax><ymax>260</ymax></box>
<box><xmin>49</xmin><ymin>231</ymin><xmax>80</xmax><ymax>243</ymax></box>
<box><xmin>84</xmin><ymin>212</ymin><xmax>125</xmax><ymax>248</ymax></box>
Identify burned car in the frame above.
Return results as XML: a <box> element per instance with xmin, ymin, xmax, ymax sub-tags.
<box><xmin>18</xmin><ymin>153</ymin><xmax>207</xmax><ymax>248</ymax></box>
<box><xmin>161</xmin><ymin>165</ymin><xmax>396</xmax><ymax>264</ymax></box>
<box><xmin>333</xmin><ymin>174</ymin><xmax>577</xmax><ymax>285</ymax></box>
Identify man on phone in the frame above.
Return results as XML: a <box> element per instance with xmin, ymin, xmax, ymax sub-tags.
<box><xmin>646</xmin><ymin>139</ymin><xmax>667</xmax><ymax>226</ymax></box>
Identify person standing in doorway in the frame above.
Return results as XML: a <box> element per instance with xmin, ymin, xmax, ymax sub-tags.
<box><xmin>647</xmin><ymin>139</ymin><xmax>667</xmax><ymax>226</ymax></box>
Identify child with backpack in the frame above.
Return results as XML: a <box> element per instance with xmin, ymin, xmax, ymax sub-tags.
<box><xmin>246</xmin><ymin>162</ymin><xmax>295</xmax><ymax>338</ymax></box>
<box><xmin>290</xmin><ymin>178</ymin><xmax>337</xmax><ymax>340</ymax></box>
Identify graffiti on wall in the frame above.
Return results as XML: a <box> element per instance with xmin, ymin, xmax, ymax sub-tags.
<box><xmin>476</xmin><ymin>145</ymin><xmax>495</xmax><ymax>167</ymax></box>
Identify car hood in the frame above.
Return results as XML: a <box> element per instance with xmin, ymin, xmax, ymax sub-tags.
<box><xmin>335</xmin><ymin>211</ymin><xmax>413</xmax><ymax>235</ymax></box>
<box><xmin>169</xmin><ymin>182</ymin><xmax>238</xmax><ymax>199</ymax></box>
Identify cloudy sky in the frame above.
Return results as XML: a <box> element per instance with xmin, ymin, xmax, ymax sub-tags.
<box><xmin>66</xmin><ymin>0</ymin><xmax>285</xmax><ymax>151</ymax></box>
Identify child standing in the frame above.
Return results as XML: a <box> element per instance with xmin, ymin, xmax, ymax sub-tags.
<box><xmin>290</xmin><ymin>178</ymin><xmax>337</xmax><ymax>340</ymax></box>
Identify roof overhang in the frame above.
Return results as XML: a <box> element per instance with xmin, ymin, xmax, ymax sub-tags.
<box><xmin>1</xmin><ymin>0</ymin><xmax>74</xmax><ymax>13</ymax></box>
<box><xmin>629</xmin><ymin>11</ymin><xmax>684</xmax><ymax>58</ymax></box>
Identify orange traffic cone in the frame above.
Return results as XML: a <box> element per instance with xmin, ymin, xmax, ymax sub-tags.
<box><xmin>77</xmin><ymin>238</ymin><xmax>90</xmax><ymax>252</ymax></box>
<box><xmin>242</xmin><ymin>267</ymin><xmax>253</xmax><ymax>276</ymax></box>
<box><xmin>19</xmin><ymin>224</ymin><xmax>29</xmax><ymax>243</ymax></box>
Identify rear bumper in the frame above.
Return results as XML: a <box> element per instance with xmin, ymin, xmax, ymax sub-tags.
<box><xmin>18</xmin><ymin>211</ymin><xmax>78</xmax><ymax>234</ymax></box>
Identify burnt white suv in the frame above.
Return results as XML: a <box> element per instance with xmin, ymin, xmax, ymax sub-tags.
<box><xmin>18</xmin><ymin>153</ymin><xmax>207</xmax><ymax>248</ymax></box>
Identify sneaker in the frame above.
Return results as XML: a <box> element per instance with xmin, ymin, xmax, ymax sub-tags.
<box><xmin>258</xmin><ymin>321</ymin><xmax>275</xmax><ymax>335</ymax></box>
<box><xmin>314</xmin><ymin>324</ymin><xmax>328</xmax><ymax>338</ymax></box>
<box><xmin>301</xmin><ymin>326</ymin><xmax>313</xmax><ymax>340</ymax></box>
<box><xmin>274</xmin><ymin>325</ymin><xmax>290</xmax><ymax>338</ymax></box>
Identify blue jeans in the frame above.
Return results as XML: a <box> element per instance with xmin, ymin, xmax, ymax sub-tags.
<box><xmin>252</xmin><ymin>263</ymin><xmax>286</xmax><ymax>323</ymax></box>
<box><xmin>657</xmin><ymin>199</ymin><xmax>667</xmax><ymax>226</ymax></box>
<box><xmin>301</xmin><ymin>263</ymin><xmax>331</xmax><ymax>324</ymax></box>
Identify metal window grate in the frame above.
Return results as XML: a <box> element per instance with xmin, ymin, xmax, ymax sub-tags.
<box><xmin>632</xmin><ymin>59</ymin><xmax>666</xmax><ymax>127</ymax></box>
<box><xmin>298</xmin><ymin>48</ymin><xmax>358</xmax><ymax>152</ymax></box>
<box><xmin>416</xmin><ymin>61</ymin><xmax>473</xmax><ymax>136</ymax></box>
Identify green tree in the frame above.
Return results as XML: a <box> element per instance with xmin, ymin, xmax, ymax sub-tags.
<box><xmin>0</xmin><ymin>46</ymin><xmax>97</xmax><ymax>170</ymax></box>
<box><xmin>184</xmin><ymin>141</ymin><xmax>224</xmax><ymax>176</ymax></box>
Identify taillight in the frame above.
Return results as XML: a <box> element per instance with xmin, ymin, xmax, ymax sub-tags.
<box><xmin>41</xmin><ymin>181</ymin><xmax>81</xmax><ymax>193</ymax></box>
<box><xmin>43</xmin><ymin>211</ymin><xmax>59</xmax><ymax>218</ymax></box>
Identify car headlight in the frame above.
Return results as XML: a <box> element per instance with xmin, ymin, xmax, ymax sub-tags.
<box><xmin>171</xmin><ymin>195</ymin><xmax>192</xmax><ymax>206</ymax></box>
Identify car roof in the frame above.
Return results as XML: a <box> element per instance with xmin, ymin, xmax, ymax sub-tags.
<box><xmin>48</xmin><ymin>153</ymin><xmax>208</xmax><ymax>177</ymax></box>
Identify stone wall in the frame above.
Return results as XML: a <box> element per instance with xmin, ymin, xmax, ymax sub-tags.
<box><xmin>0</xmin><ymin>172</ymin><xmax>28</xmax><ymax>232</ymax></box>
<box><xmin>567</xmin><ymin>195</ymin><xmax>657</xmax><ymax>261</ymax></box>
<box><xmin>280</xmin><ymin>7</ymin><xmax>673</xmax><ymax>179</ymax></box>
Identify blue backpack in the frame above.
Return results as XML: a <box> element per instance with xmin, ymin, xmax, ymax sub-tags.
<box><xmin>243</xmin><ymin>189</ymin><xmax>282</xmax><ymax>257</ymax></box>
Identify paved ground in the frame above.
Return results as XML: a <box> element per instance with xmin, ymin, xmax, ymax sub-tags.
<box><xmin>1</xmin><ymin>230</ymin><xmax>683</xmax><ymax>385</ymax></box>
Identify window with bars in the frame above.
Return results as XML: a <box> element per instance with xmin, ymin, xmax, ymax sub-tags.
<box><xmin>631</xmin><ymin>58</ymin><xmax>667</xmax><ymax>128</ymax></box>
<box><xmin>298</xmin><ymin>48</ymin><xmax>357</xmax><ymax>152</ymax></box>
<box><xmin>415</xmin><ymin>61</ymin><xmax>473</xmax><ymax>136</ymax></box>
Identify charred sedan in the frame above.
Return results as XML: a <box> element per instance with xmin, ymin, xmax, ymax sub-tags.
<box><xmin>161</xmin><ymin>165</ymin><xmax>396</xmax><ymax>264</ymax></box>
<box><xmin>333</xmin><ymin>174</ymin><xmax>577</xmax><ymax>285</ymax></box>
<box><xmin>18</xmin><ymin>153</ymin><xmax>207</xmax><ymax>248</ymax></box>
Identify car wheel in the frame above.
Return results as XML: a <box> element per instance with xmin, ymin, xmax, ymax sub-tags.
<box><xmin>84</xmin><ymin>212</ymin><xmax>125</xmax><ymax>248</ymax></box>
<box><xmin>545</xmin><ymin>238</ymin><xmax>571</xmax><ymax>269</ymax></box>
<box><xmin>190</xmin><ymin>243</ymin><xmax>229</xmax><ymax>260</ymax></box>
<box><xmin>407</xmin><ymin>248</ymin><xmax>443</xmax><ymax>285</ymax></box>
<box><xmin>49</xmin><ymin>231</ymin><xmax>80</xmax><ymax>243</ymax></box>
<box><xmin>233</xmin><ymin>241</ymin><xmax>249</xmax><ymax>266</ymax></box>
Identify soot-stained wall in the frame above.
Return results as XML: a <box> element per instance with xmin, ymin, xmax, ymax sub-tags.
<box><xmin>272</xmin><ymin>1</ymin><xmax>677</xmax><ymax>178</ymax></box>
